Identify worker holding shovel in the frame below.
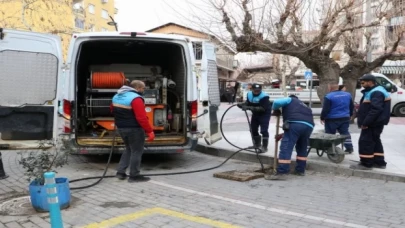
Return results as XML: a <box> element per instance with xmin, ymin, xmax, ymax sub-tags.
<box><xmin>265</xmin><ymin>95</ymin><xmax>314</xmax><ymax>180</ymax></box>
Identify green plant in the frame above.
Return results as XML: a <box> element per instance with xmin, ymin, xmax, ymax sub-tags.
<box><xmin>18</xmin><ymin>139</ymin><xmax>69</xmax><ymax>185</ymax></box>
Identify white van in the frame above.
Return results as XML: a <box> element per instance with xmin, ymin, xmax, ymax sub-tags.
<box><xmin>0</xmin><ymin>29</ymin><xmax>222</xmax><ymax>153</ymax></box>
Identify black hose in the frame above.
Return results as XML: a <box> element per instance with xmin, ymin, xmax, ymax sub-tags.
<box><xmin>70</xmin><ymin>129</ymin><xmax>118</xmax><ymax>190</ymax></box>
<box><xmin>219</xmin><ymin>104</ymin><xmax>264</xmax><ymax>171</ymax></box>
<box><xmin>69</xmin><ymin>104</ymin><xmax>265</xmax><ymax>190</ymax></box>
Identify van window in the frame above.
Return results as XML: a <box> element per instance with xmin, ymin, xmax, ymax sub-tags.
<box><xmin>375</xmin><ymin>77</ymin><xmax>392</xmax><ymax>88</ymax></box>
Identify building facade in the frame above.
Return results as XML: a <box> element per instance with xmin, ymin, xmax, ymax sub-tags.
<box><xmin>0</xmin><ymin>0</ymin><xmax>117</xmax><ymax>60</ymax></box>
<box><xmin>146</xmin><ymin>23</ymin><xmax>238</xmax><ymax>101</ymax></box>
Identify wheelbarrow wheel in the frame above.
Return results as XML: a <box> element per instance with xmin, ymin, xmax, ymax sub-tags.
<box><xmin>326</xmin><ymin>147</ymin><xmax>345</xmax><ymax>163</ymax></box>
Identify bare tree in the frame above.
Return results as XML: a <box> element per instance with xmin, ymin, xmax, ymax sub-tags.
<box><xmin>206</xmin><ymin>0</ymin><xmax>405</xmax><ymax>100</ymax></box>
<box><xmin>0</xmin><ymin>0</ymin><xmax>74</xmax><ymax>59</ymax></box>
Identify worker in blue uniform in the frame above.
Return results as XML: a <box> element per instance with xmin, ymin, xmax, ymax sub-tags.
<box><xmin>320</xmin><ymin>82</ymin><xmax>354</xmax><ymax>153</ymax></box>
<box><xmin>350</xmin><ymin>74</ymin><xmax>391</xmax><ymax>170</ymax></box>
<box><xmin>265</xmin><ymin>95</ymin><xmax>314</xmax><ymax>180</ymax></box>
<box><xmin>237</xmin><ymin>83</ymin><xmax>271</xmax><ymax>152</ymax></box>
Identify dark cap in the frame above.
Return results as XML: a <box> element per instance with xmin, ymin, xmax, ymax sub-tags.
<box><xmin>252</xmin><ymin>83</ymin><xmax>262</xmax><ymax>90</ymax></box>
<box><xmin>289</xmin><ymin>95</ymin><xmax>298</xmax><ymax>98</ymax></box>
<box><xmin>359</xmin><ymin>74</ymin><xmax>376</xmax><ymax>82</ymax></box>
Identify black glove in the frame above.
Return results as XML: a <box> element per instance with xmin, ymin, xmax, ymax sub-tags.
<box><xmin>242</xmin><ymin>105</ymin><xmax>249</xmax><ymax>111</ymax></box>
<box><xmin>236</xmin><ymin>103</ymin><xmax>244</xmax><ymax>109</ymax></box>
<box><xmin>272</xmin><ymin>110</ymin><xmax>281</xmax><ymax>116</ymax></box>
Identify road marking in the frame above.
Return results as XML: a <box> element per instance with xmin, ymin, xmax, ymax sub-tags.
<box><xmin>83</xmin><ymin>207</ymin><xmax>239</xmax><ymax>228</ymax></box>
<box><xmin>150</xmin><ymin>180</ymin><xmax>369</xmax><ymax>228</ymax></box>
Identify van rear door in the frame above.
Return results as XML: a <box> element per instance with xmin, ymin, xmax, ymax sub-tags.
<box><xmin>200</xmin><ymin>42</ymin><xmax>222</xmax><ymax>145</ymax></box>
<box><xmin>0</xmin><ymin>29</ymin><xmax>61</xmax><ymax>149</ymax></box>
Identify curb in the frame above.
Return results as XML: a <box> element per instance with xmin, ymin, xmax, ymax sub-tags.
<box><xmin>195</xmin><ymin>144</ymin><xmax>405</xmax><ymax>183</ymax></box>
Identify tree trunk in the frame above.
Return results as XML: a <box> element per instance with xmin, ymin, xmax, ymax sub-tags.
<box><xmin>314</xmin><ymin>64</ymin><xmax>341</xmax><ymax>104</ymax></box>
<box><xmin>282</xmin><ymin>71</ymin><xmax>287</xmax><ymax>97</ymax></box>
<box><xmin>340</xmin><ymin>62</ymin><xmax>369</xmax><ymax>102</ymax></box>
<box><xmin>342</xmin><ymin>77</ymin><xmax>358</xmax><ymax>101</ymax></box>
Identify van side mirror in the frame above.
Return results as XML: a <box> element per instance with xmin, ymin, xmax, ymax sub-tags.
<box><xmin>383</xmin><ymin>83</ymin><xmax>392</xmax><ymax>92</ymax></box>
<box><xmin>391</xmin><ymin>85</ymin><xmax>398</xmax><ymax>93</ymax></box>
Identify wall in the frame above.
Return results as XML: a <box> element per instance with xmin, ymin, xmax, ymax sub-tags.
<box><xmin>74</xmin><ymin>0</ymin><xmax>116</xmax><ymax>33</ymax></box>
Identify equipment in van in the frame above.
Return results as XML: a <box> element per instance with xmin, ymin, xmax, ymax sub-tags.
<box><xmin>83</xmin><ymin>68</ymin><xmax>182</xmax><ymax>135</ymax></box>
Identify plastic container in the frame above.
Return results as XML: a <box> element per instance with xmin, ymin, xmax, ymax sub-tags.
<box><xmin>29</xmin><ymin>177</ymin><xmax>71</xmax><ymax>212</ymax></box>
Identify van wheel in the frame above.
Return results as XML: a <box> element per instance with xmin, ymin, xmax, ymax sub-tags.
<box><xmin>394</xmin><ymin>103</ymin><xmax>405</xmax><ymax>117</ymax></box>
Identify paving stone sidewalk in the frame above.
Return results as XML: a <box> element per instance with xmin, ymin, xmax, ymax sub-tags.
<box><xmin>1</xmin><ymin>150</ymin><xmax>405</xmax><ymax>228</ymax></box>
<box><xmin>197</xmin><ymin>103</ymin><xmax>405</xmax><ymax>182</ymax></box>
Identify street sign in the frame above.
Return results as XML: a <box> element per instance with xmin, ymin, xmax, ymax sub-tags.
<box><xmin>304</xmin><ymin>70</ymin><xmax>313</xmax><ymax>80</ymax></box>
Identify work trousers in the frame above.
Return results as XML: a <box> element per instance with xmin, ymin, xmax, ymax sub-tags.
<box><xmin>251</xmin><ymin>114</ymin><xmax>270</xmax><ymax>138</ymax></box>
<box><xmin>116</xmin><ymin>128</ymin><xmax>145</xmax><ymax>177</ymax></box>
<box><xmin>325</xmin><ymin>119</ymin><xmax>353</xmax><ymax>150</ymax></box>
<box><xmin>358</xmin><ymin>125</ymin><xmax>386</xmax><ymax>167</ymax></box>
<box><xmin>277</xmin><ymin>123</ymin><xmax>313</xmax><ymax>174</ymax></box>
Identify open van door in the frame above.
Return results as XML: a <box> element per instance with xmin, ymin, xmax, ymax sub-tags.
<box><xmin>0</xmin><ymin>29</ymin><xmax>61</xmax><ymax>149</ymax></box>
<box><xmin>200</xmin><ymin>41</ymin><xmax>222</xmax><ymax>145</ymax></box>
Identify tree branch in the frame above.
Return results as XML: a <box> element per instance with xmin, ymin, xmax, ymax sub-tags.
<box><xmin>275</xmin><ymin>0</ymin><xmax>295</xmax><ymax>43</ymax></box>
<box><xmin>366</xmin><ymin>32</ymin><xmax>403</xmax><ymax>71</ymax></box>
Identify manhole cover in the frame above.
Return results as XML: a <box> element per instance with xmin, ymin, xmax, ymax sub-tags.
<box><xmin>213</xmin><ymin>170</ymin><xmax>264</xmax><ymax>182</ymax></box>
<box><xmin>0</xmin><ymin>196</ymin><xmax>37</xmax><ymax>216</ymax></box>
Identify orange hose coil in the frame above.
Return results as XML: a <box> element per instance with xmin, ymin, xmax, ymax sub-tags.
<box><xmin>92</xmin><ymin>72</ymin><xmax>126</xmax><ymax>89</ymax></box>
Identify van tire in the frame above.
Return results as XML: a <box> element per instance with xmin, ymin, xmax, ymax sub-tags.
<box><xmin>393</xmin><ymin>103</ymin><xmax>405</xmax><ymax>117</ymax></box>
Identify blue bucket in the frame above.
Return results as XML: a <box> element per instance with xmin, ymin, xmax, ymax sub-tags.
<box><xmin>29</xmin><ymin>177</ymin><xmax>71</xmax><ymax>212</ymax></box>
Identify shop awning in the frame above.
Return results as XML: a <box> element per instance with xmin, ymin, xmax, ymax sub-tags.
<box><xmin>378</xmin><ymin>60</ymin><xmax>405</xmax><ymax>74</ymax></box>
<box><xmin>378</xmin><ymin>66</ymin><xmax>405</xmax><ymax>74</ymax></box>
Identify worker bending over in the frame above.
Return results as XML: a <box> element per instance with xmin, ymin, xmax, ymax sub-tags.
<box><xmin>265</xmin><ymin>95</ymin><xmax>314</xmax><ymax>180</ymax></box>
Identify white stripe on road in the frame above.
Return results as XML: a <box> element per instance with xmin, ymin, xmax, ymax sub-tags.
<box><xmin>150</xmin><ymin>180</ymin><xmax>368</xmax><ymax>228</ymax></box>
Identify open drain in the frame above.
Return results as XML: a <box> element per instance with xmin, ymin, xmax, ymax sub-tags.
<box><xmin>0</xmin><ymin>196</ymin><xmax>37</xmax><ymax>216</ymax></box>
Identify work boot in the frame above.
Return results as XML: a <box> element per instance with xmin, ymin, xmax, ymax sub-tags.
<box><xmin>261</xmin><ymin>137</ymin><xmax>269</xmax><ymax>153</ymax></box>
<box><xmin>293</xmin><ymin>171</ymin><xmax>305</xmax><ymax>176</ymax></box>
<box><xmin>116</xmin><ymin>172</ymin><xmax>127</xmax><ymax>180</ymax></box>
<box><xmin>253</xmin><ymin>136</ymin><xmax>262</xmax><ymax>149</ymax></box>
<box><xmin>264</xmin><ymin>172</ymin><xmax>288</xmax><ymax>180</ymax></box>
<box><xmin>128</xmin><ymin>175</ymin><xmax>150</xmax><ymax>183</ymax></box>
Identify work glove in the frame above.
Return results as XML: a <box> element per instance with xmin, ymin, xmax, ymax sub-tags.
<box><xmin>236</xmin><ymin>103</ymin><xmax>245</xmax><ymax>109</ymax></box>
<box><xmin>275</xmin><ymin>133</ymin><xmax>284</xmax><ymax>142</ymax></box>
<box><xmin>272</xmin><ymin>110</ymin><xmax>281</xmax><ymax>116</ymax></box>
<box><xmin>147</xmin><ymin>132</ymin><xmax>155</xmax><ymax>141</ymax></box>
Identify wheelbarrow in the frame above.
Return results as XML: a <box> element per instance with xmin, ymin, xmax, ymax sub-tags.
<box><xmin>306</xmin><ymin>133</ymin><xmax>349</xmax><ymax>163</ymax></box>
